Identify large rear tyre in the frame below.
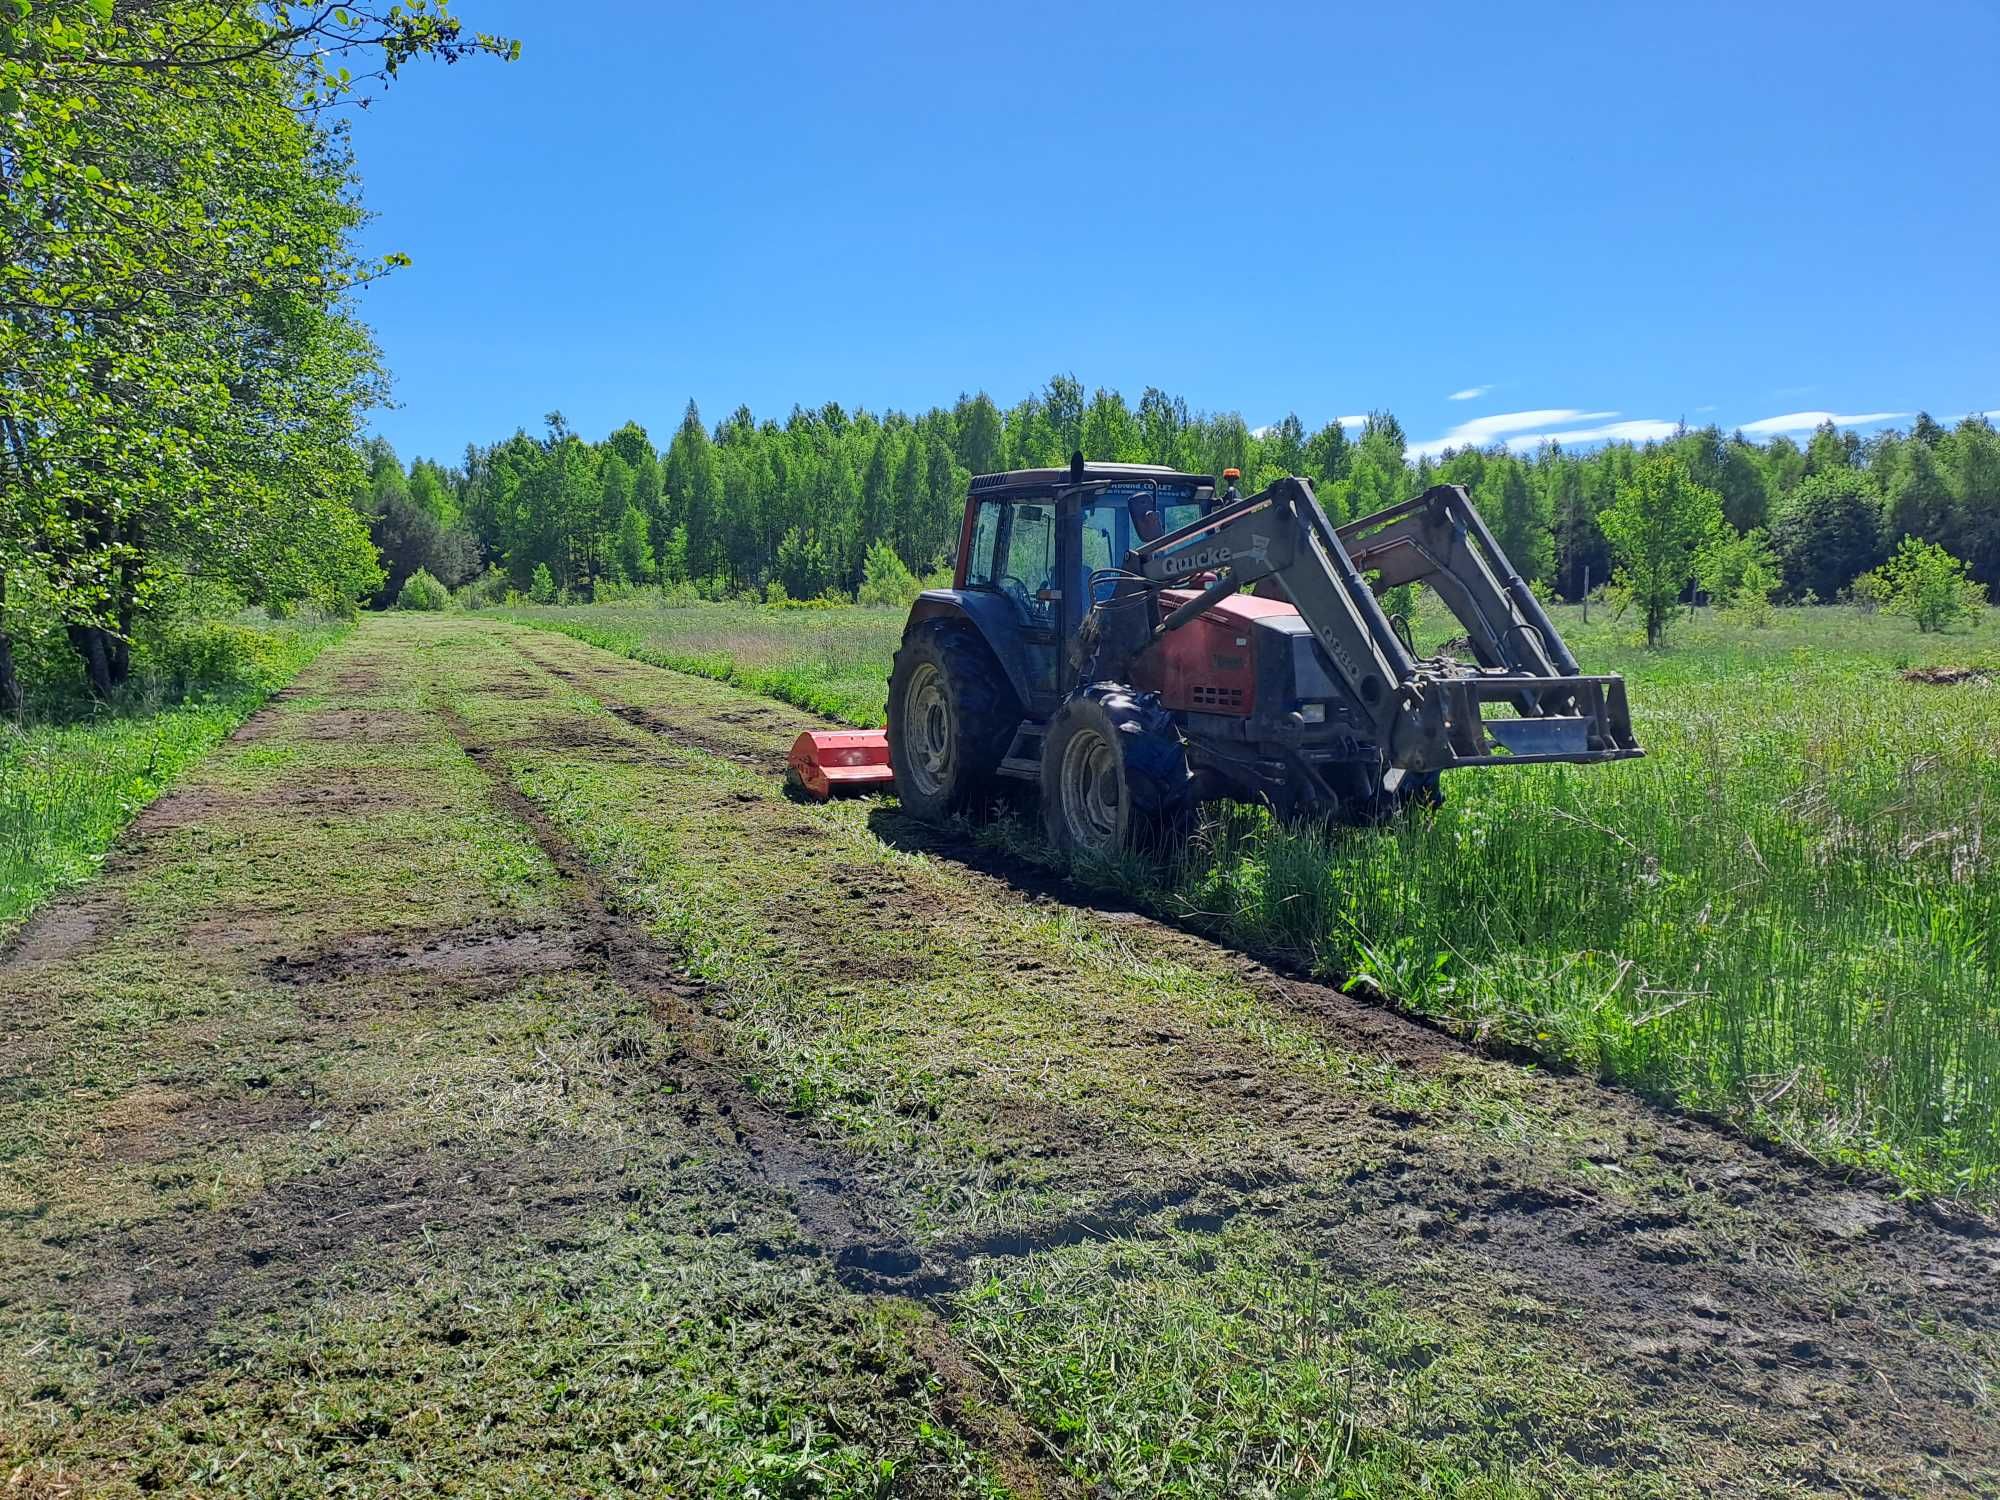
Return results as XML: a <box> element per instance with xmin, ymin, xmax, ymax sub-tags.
<box><xmin>886</xmin><ymin>620</ymin><xmax>1020</xmax><ymax>823</ymax></box>
<box><xmin>1040</xmin><ymin>684</ymin><xmax>1193</xmax><ymax>859</ymax></box>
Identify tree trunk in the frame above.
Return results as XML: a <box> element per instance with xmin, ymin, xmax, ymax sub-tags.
<box><xmin>0</xmin><ymin>574</ymin><xmax>20</xmax><ymax>721</ymax></box>
<box><xmin>66</xmin><ymin>623</ymin><xmax>118</xmax><ymax>700</ymax></box>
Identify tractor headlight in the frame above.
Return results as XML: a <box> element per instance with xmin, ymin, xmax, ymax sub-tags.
<box><xmin>1296</xmin><ymin>702</ymin><xmax>1327</xmax><ymax>724</ymax></box>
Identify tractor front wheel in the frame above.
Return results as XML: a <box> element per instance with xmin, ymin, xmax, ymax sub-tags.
<box><xmin>886</xmin><ymin>620</ymin><xmax>1019</xmax><ymax>824</ymax></box>
<box><xmin>1040</xmin><ymin>685</ymin><xmax>1193</xmax><ymax>859</ymax></box>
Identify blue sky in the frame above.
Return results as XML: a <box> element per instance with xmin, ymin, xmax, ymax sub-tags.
<box><xmin>344</xmin><ymin>0</ymin><xmax>2000</xmax><ymax>465</ymax></box>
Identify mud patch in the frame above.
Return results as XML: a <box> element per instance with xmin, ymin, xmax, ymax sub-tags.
<box><xmin>88</xmin><ymin>1080</ymin><xmax>332</xmax><ymax>1166</ymax></box>
<box><xmin>33</xmin><ymin>1139</ymin><xmax>625</xmax><ymax>1397</ymax></box>
<box><xmin>275</xmin><ymin>706</ymin><xmax>431</xmax><ymax>744</ymax></box>
<box><xmin>264</xmin><ymin>923</ymin><xmax>581</xmax><ymax>987</ymax></box>
<box><xmin>3</xmin><ymin>888</ymin><xmax>121</xmax><ymax>966</ymax></box>
<box><xmin>603</xmin><ymin>701</ymin><xmax>772</xmax><ymax>766</ymax></box>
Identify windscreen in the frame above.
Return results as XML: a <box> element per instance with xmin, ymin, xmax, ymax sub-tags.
<box><xmin>1080</xmin><ymin>480</ymin><xmax>1207</xmax><ymax>600</ymax></box>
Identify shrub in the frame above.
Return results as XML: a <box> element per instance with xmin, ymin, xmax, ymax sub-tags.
<box><xmin>1861</xmin><ymin>538</ymin><xmax>1987</xmax><ymax>633</ymax></box>
<box><xmin>139</xmin><ymin>621</ymin><xmax>289</xmax><ymax>701</ymax></box>
<box><xmin>395</xmin><ymin>568</ymin><xmax>450</xmax><ymax>612</ymax></box>
<box><xmin>857</xmin><ymin>540</ymin><xmax>923</xmax><ymax>609</ymax></box>
<box><xmin>528</xmin><ymin>563</ymin><xmax>558</xmax><ymax>605</ymax></box>
<box><xmin>1698</xmin><ymin>527</ymin><xmax>1780</xmax><ymax>626</ymax></box>
<box><xmin>454</xmin><ymin>567</ymin><xmax>512</xmax><ymax>611</ymax></box>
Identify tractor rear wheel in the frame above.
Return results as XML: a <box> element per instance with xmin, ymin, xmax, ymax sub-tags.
<box><xmin>886</xmin><ymin>620</ymin><xmax>1019</xmax><ymax>823</ymax></box>
<box><xmin>1040</xmin><ymin>685</ymin><xmax>1193</xmax><ymax>859</ymax></box>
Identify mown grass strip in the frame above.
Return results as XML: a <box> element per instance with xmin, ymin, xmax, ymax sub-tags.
<box><xmin>0</xmin><ymin>620</ymin><xmax>350</xmax><ymax>932</ymax></box>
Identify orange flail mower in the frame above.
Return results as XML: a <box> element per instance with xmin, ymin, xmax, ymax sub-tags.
<box><xmin>787</xmin><ymin>729</ymin><xmax>894</xmax><ymax>800</ymax></box>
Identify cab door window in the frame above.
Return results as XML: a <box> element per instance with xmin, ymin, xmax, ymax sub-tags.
<box><xmin>966</xmin><ymin>499</ymin><xmax>1056</xmax><ymax>629</ymax></box>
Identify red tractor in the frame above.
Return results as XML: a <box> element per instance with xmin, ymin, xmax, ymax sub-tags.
<box><xmin>790</xmin><ymin>456</ymin><xmax>1640</xmax><ymax>855</ymax></box>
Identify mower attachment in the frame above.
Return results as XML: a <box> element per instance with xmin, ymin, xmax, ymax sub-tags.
<box><xmin>787</xmin><ymin>729</ymin><xmax>894</xmax><ymax>801</ymax></box>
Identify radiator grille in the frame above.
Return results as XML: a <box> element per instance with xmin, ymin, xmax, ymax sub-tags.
<box><xmin>1190</xmin><ymin>683</ymin><xmax>1245</xmax><ymax>709</ymax></box>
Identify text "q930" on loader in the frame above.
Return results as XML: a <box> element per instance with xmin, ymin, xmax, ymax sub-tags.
<box><xmin>789</xmin><ymin>454</ymin><xmax>1641</xmax><ymax>855</ymax></box>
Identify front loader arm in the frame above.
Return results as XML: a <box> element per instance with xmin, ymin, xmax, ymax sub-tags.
<box><xmin>1108</xmin><ymin>474</ymin><xmax>1640</xmax><ymax>774</ymax></box>
<box><xmin>1337</xmin><ymin>484</ymin><xmax>1577</xmax><ymax>679</ymax></box>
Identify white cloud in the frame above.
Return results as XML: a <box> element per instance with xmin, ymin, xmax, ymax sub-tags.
<box><xmin>1693</xmin><ymin>403</ymin><xmax>1718</xmax><ymax>413</ymax></box>
<box><xmin>1337</xmin><ymin>414</ymin><xmax>1369</xmax><ymax>428</ymax></box>
<box><xmin>1447</xmin><ymin>385</ymin><xmax>1492</xmax><ymax>401</ymax></box>
<box><xmin>1505</xmin><ymin>418</ymin><xmax>1680</xmax><ymax>450</ymax></box>
<box><xmin>1410</xmin><ymin>408</ymin><xmax>1618</xmax><ymax>458</ymax></box>
<box><xmin>1249</xmin><ymin>424</ymin><xmax>1275</xmax><ymax>439</ymax></box>
<box><xmin>1737</xmin><ymin>410</ymin><xmax>1909</xmax><ymax>436</ymax></box>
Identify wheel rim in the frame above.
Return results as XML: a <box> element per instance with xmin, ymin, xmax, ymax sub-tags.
<box><xmin>1058</xmin><ymin>727</ymin><xmax>1122</xmax><ymax>852</ymax></box>
<box><xmin>904</xmin><ymin>661</ymin><xmax>953</xmax><ymax>798</ymax></box>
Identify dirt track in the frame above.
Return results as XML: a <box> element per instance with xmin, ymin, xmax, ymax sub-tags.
<box><xmin>2</xmin><ymin>615</ymin><xmax>1995</xmax><ymax>1497</ymax></box>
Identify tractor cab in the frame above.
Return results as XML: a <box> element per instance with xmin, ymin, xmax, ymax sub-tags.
<box><xmin>940</xmin><ymin>464</ymin><xmax>1215</xmax><ymax>716</ymax></box>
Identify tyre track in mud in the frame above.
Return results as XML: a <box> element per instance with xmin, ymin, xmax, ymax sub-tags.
<box><xmin>443</xmin><ymin>692</ymin><xmax>1321</xmax><ymax>1271</ymax></box>
<box><xmin>497</xmin><ymin>618</ymin><xmax>2000</xmax><ymax>1495</ymax></box>
<box><xmin>434</xmin><ymin>703</ymin><xmax>1215</xmax><ymax>1498</ymax></box>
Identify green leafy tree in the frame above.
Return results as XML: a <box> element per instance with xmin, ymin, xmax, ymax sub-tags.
<box><xmin>952</xmin><ymin>393</ymin><xmax>1004</xmax><ymax>476</ymax></box>
<box><xmin>1136</xmin><ymin>388</ymin><xmax>1190</xmax><ymax>468</ymax></box>
<box><xmin>0</xmin><ymin>0</ymin><xmax>513</xmax><ymax>710</ymax></box>
<box><xmin>1081</xmin><ymin>389</ymin><xmax>1143</xmax><ymax>464</ymax></box>
<box><xmin>665</xmin><ymin>402</ymin><xmax>723</xmax><ymax>583</ymax></box>
<box><xmin>613</xmin><ymin>505</ymin><xmax>654</xmax><ymax>584</ymax></box>
<box><xmin>528</xmin><ymin>562</ymin><xmax>557</xmax><ymax>605</ymax></box>
<box><xmin>1696</xmin><ymin>528</ymin><xmax>1781</xmax><ymax>624</ymax></box>
<box><xmin>658</xmin><ymin>525</ymin><xmax>690</xmax><ymax>585</ymax></box>
<box><xmin>1303</xmin><ymin>419</ymin><xmax>1353</xmax><ymax>488</ymax></box>
<box><xmin>1476</xmin><ymin>454</ymin><xmax>1552</xmax><ymax>583</ymax></box>
<box><xmin>1862</xmin><ymin>538</ymin><xmax>1986</xmax><ymax>632</ymax></box>
<box><xmin>1771</xmin><ymin>471</ymin><xmax>1885</xmax><ymax>601</ymax></box>
<box><xmin>1880</xmin><ymin>437</ymin><xmax>1958</xmax><ymax>555</ymax></box>
<box><xmin>1262</xmin><ymin>414</ymin><xmax>1307</xmax><ymax>481</ymax></box>
<box><xmin>1599</xmin><ymin>455</ymin><xmax>1724</xmax><ymax>646</ymax></box>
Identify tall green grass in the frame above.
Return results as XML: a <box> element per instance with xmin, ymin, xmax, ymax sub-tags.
<box><xmin>0</xmin><ymin>619</ymin><xmax>348</xmax><ymax>932</ymax></box>
<box><xmin>513</xmin><ymin>596</ymin><xmax>2000</xmax><ymax>1199</ymax></box>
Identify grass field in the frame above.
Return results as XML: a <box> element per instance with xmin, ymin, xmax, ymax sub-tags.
<box><xmin>503</xmin><ymin>597</ymin><xmax>2000</xmax><ymax>1200</ymax></box>
<box><xmin>5</xmin><ymin>613</ymin><xmax>1993</xmax><ymax>1495</ymax></box>
<box><xmin>0</xmin><ymin>618</ymin><xmax>350</xmax><ymax>934</ymax></box>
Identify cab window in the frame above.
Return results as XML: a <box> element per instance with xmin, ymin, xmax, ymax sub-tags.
<box><xmin>966</xmin><ymin>498</ymin><xmax>1056</xmax><ymax>627</ymax></box>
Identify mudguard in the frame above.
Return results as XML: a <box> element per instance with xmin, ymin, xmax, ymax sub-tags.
<box><xmin>904</xmin><ymin>589</ymin><xmax>1040</xmax><ymax>716</ymax></box>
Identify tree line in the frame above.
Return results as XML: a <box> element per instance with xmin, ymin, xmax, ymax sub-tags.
<box><xmin>371</xmin><ymin>380</ymin><xmax>2000</xmax><ymax>614</ymax></box>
